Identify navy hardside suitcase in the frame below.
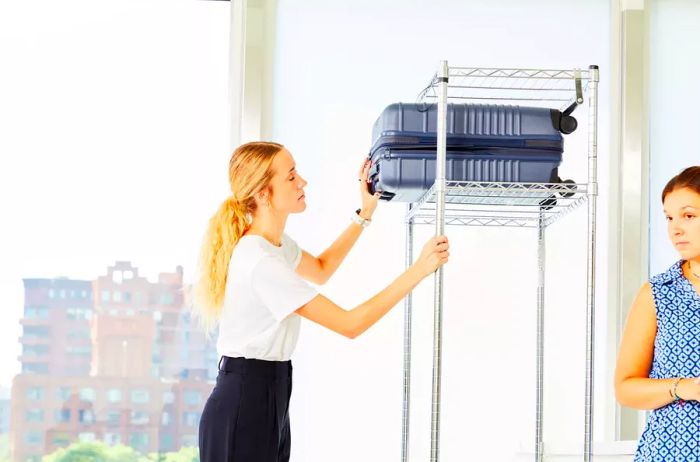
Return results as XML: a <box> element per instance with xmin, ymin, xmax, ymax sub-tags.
<box><xmin>368</xmin><ymin>103</ymin><xmax>575</xmax><ymax>202</ymax></box>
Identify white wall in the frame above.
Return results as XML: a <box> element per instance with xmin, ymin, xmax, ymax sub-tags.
<box><xmin>648</xmin><ymin>0</ymin><xmax>700</xmax><ymax>275</ymax></box>
<box><xmin>269</xmin><ymin>1</ymin><xmax>612</xmax><ymax>460</ymax></box>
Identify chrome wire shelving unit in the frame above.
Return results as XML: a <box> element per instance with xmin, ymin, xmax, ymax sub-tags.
<box><xmin>401</xmin><ymin>62</ymin><xmax>599</xmax><ymax>462</ymax></box>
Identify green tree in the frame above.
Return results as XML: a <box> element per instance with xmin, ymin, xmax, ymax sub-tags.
<box><xmin>0</xmin><ymin>433</ymin><xmax>10</xmax><ymax>462</ymax></box>
<box><xmin>42</xmin><ymin>441</ymin><xmax>149</xmax><ymax>462</ymax></box>
<box><xmin>147</xmin><ymin>446</ymin><xmax>198</xmax><ymax>462</ymax></box>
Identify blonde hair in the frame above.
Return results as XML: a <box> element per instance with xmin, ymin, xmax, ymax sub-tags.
<box><xmin>193</xmin><ymin>141</ymin><xmax>283</xmax><ymax>331</ymax></box>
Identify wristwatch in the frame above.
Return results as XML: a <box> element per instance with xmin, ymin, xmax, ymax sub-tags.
<box><xmin>351</xmin><ymin>208</ymin><xmax>371</xmax><ymax>228</ymax></box>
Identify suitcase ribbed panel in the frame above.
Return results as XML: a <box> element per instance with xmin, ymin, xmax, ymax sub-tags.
<box><xmin>462</xmin><ymin>105</ymin><xmax>520</xmax><ymax>136</ymax></box>
<box><xmin>452</xmin><ymin>158</ymin><xmax>520</xmax><ymax>182</ymax></box>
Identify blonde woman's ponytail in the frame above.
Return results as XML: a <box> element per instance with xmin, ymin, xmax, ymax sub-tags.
<box><xmin>192</xmin><ymin>141</ymin><xmax>282</xmax><ymax>332</ymax></box>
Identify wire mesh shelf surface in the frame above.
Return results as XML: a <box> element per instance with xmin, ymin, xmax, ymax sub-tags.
<box><xmin>406</xmin><ymin>181</ymin><xmax>589</xmax><ymax>228</ymax></box>
<box><xmin>417</xmin><ymin>67</ymin><xmax>592</xmax><ymax>110</ymax></box>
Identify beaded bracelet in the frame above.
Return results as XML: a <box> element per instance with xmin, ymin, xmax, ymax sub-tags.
<box><xmin>670</xmin><ymin>377</ymin><xmax>683</xmax><ymax>403</ymax></box>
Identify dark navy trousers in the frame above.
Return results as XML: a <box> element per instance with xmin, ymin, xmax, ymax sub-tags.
<box><xmin>199</xmin><ymin>357</ymin><xmax>293</xmax><ymax>462</ymax></box>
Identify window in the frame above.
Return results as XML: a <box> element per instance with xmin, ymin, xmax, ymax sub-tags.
<box><xmin>78</xmin><ymin>432</ymin><xmax>95</xmax><ymax>443</ymax></box>
<box><xmin>129</xmin><ymin>432</ymin><xmax>149</xmax><ymax>450</ymax></box>
<box><xmin>67</xmin><ymin>345</ymin><xmax>91</xmax><ymax>356</ymax></box>
<box><xmin>56</xmin><ymin>387</ymin><xmax>72</xmax><ymax>402</ymax></box>
<box><xmin>104</xmin><ymin>432</ymin><xmax>121</xmax><ymax>445</ymax></box>
<box><xmin>162</xmin><ymin>391</ymin><xmax>175</xmax><ymax>404</ymax></box>
<box><xmin>23</xmin><ymin>325</ymin><xmax>49</xmax><ymax>337</ymax></box>
<box><xmin>78</xmin><ymin>409</ymin><xmax>94</xmax><ymax>424</ymax></box>
<box><xmin>51</xmin><ymin>432</ymin><xmax>71</xmax><ymax>446</ymax></box>
<box><xmin>79</xmin><ymin>388</ymin><xmax>96</xmax><ymax>402</ymax></box>
<box><xmin>23</xmin><ymin>344</ymin><xmax>49</xmax><ymax>356</ymax></box>
<box><xmin>5</xmin><ymin>0</ymin><xmax>231</xmax><ymax>458</ymax></box>
<box><xmin>22</xmin><ymin>363</ymin><xmax>49</xmax><ymax>374</ymax></box>
<box><xmin>67</xmin><ymin>307</ymin><xmax>92</xmax><ymax>321</ymax></box>
<box><xmin>67</xmin><ymin>330</ymin><xmax>90</xmax><ymax>340</ymax></box>
<box><xmin>25</xmin><ymin>431</ymin><xmax>42</xmax><ymax>445</ymax></box>
<box><xmin>183</xmin><ymin>390</ymin><xmax>201</xmax><ymax>406</ymax></box>
<box><xmin>181</xmin><ymin>434</ymin><xmax>198</xmax><ymax>447</ymax></box>
<box><xmin>55</xmin><ymin>409</ymin><xmax>71</xmax><ymax>423</ymax></box>
<box><xmin>131</xmin><ymin>390</ymin><xmax>149</xmax><ymax>403</ymax></box>
<box><xmin>26</xmin><ymin>388</ymin><xmax>43</xmax><ymax>400</ymax></box>
<box><xmin>106</xmin><ymin>389</ymin><xmax>122</xmax><ymax>403</ymax></box>
<box><xmin>25</xmin><ymin>409</ymin><xmax>43</xmax><ymax>423</ymax></box>
<box><xmin>106</xmin><ymin>411</ymin><xmax>121</xmax><ymax>426</ymax></box>
<box><xmin>24</xmin><ymin>306</ymin><xmax>49</xmax><ymax>319</ymax></box>
<box><xmin>159</xmin><ymin>433</ymin><xmax>173</xmax><ymax>451</ymax></box>
<box><xmin>161</xmin><ymin>411</ymin><xmax>171</xmax><ymax>426</ymax></box>
<box><xmin>183</xmin><ymin>411</ymin><xmax>200</xmax><ymax>427</ymax></box>
<box><xmin>160</xmin><ymin>293</ymin><xmax>175</xmax><ymax>305</ymax></box>
<box><xmin>130</xmin><ymin>411</ymin><xmax>149</xmax><ymax>425</ymax></box>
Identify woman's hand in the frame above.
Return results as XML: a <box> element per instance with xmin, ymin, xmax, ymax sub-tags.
<box><xmin>413</xmin><ymin>235</ymin><xmax>450</xmax><ymax>278</ymax></box>
<box><xmin>677</xmin><ymin>377</ymin><xmax>700</xmax><ymax>402</ymax></box>
<box><xmin>358</xmin><ymin>158</ymin><xmax>380</xmax><ymax>219</ymax></box>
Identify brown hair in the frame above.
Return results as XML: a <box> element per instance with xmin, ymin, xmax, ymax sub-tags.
<box><xmin>662</xmin><ymin>166</ymin><xmax>700</xmax><ymax>202</ymax></box>
<box><xmin>193</xmin><ymin>141</ymin><xmax>284</xmax><ymax>331</ymax></box>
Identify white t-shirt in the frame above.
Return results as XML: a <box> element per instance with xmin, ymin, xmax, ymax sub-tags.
<box><xmin>216</xmin><ymin>233</ymin><xmax>319</xmax><ymax>361</ymax></box>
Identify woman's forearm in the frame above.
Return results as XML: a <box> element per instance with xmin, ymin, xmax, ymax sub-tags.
<box><xmin>616</xmin><ymin>377</ymin><xmax>680</xmax><ymax>410</ymax></box>
<box><xmin>345</xmin><ymin>265</ymin><xmax>424</xmax><ymax>338</ymax></box>
<box><xmin>317</xmin><ymin>214</ymin><xmax>369</xmax><ymax>282</ymax></box>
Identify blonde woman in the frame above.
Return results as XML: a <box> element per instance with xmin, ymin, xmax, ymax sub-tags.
<box><xmin>615</xmin><ymin>166</ymin><xmax>700</xmax><ymax>461</ymax></box>
<box><xmin>194</xmin><ymin>141</ymin><xmax>449</xmax><ymax>462</ymax></box>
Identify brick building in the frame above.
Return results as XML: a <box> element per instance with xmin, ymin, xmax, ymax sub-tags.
<box><xmin>10</xmin><ymin>262</ymin><xmax>217</xmax><ymax>462</ymax></box>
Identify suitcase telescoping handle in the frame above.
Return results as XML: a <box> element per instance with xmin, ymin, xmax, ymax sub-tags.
<box><xmin>551</xmin><ymin>71</ymin><xmax>584</xmax><ymax>135</ymax></box>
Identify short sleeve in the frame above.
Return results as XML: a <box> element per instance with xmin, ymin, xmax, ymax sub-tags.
<box><xmin>251</xmin><ymin>254</ymin><xmax>318</xmax><ymax>320</ymax></box>
<box><xmin>282</xmin><ymin>233</ymin><xmax>303</xmax><ymax>269</ymax></box>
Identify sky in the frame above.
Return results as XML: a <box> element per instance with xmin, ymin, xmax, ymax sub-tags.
<box><xmin>0</xmin><ymin>0</ymin><xmax>231</xmax><ymax>388</ymax></box>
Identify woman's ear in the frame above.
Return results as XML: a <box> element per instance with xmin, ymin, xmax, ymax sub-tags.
<box><xmin>255</xmin><ymin>188</ymin><xmax>271</xmax><ymax>206</ymax></box>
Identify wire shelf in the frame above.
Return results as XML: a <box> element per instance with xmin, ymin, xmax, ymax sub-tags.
<box><xmin>406</xmin><ymin>181</ymin><xmax>589</xmax><ymax>228</ymax></box>
<box><xmin>417</xmin><ymin>67</ymin><xmax>592</xmax><ymax>110</ymax></box>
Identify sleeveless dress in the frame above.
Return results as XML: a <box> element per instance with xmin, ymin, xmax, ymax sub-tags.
<box><xmin>634</xmin><ymin>260</ymin><xmax>700</xmax><ymax>461</ymax></box>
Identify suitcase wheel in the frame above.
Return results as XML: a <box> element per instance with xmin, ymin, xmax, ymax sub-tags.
<box><xmin>559</xmin><ymin>115</ymin><xmax>578</xmax><ymax>134</ymax></box>
<box><xmin>557</xmin><ymin>179</ymin><xmax>577</xmax><ymax>198</ymax></box>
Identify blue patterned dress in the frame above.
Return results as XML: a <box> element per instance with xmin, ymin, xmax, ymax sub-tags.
<box><xmin>635</xmin><ymin>260</ymin><xmax>700</xmax><ymax>461</ymax></box>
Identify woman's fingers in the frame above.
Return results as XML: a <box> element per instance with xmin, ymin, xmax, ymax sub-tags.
<box><xmin>358</xmin><ymin>158</ymin><xmax>371</xmax><ymax>181</ymax></box>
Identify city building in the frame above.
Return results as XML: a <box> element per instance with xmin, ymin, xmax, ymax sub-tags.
<box><xmin>10</xmin><ymin>262</ymin><xmax>217</xmax><ymax>462</ymax></box>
